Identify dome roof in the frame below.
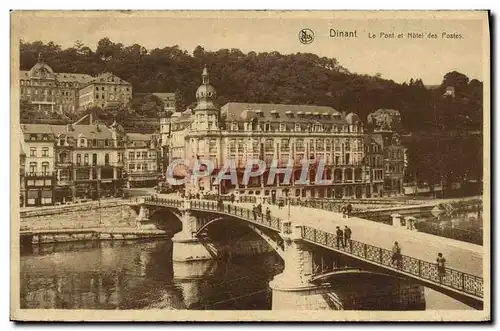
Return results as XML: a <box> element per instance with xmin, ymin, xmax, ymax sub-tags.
<box><xmin>195</xmin><ymin>65</ymin><xmax>217</xmax><ymax>111</ymax></box>
<box><xmin>345</xmin><ymin>112</ymin><xmax>361</xmax><ymax>124</ymax></box>
<box><xmin>196</xmin><ymin>84</ymin><xmax>217</xmax><ymax>99</ymax></box>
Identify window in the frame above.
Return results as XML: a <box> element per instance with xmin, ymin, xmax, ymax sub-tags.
<box><xmin>229</xmin><ymin>140</ymin><xmax>236</xmax><ymax>153</ymax></box>
<box><xmin>29</xmin><ymin>162</ymin><xmax>37</xmax><ymax>174</ymax></box>
<box><xmin>76</xmin><ymin>154</ymin><xmax>81</xmax><ymax>165</ymax></box>
<box><xmin>296</xmin><ymin>139</ymin><xmax>304</xmax><ymax>152</ymax></box>
<box><xmin>29</xmin><ymin>134</ymin><xmax>37</xmax><ymax>141</ymax></box>
<box><xmin>92</xmin><ymin>153</ymin><xmax>97</xmax><ymax>165</ymax></box>
<box><xmin>316</xmin><ymin>139</ymin><xmax>325</xmax><ymax>151</ymax></box>
<box><xmin>209</xmin><ymin>139</ymin><xmax>217</xmax><ymax>153</ymax></box>
<box><xmin>345</xmin><ymin>141</ymin><xmax>351</xmax><ymax>151</ymax></box>
<box><xmin>105</xmin><ymin>139</ymin><xmax>109</xmax><ymax>147</ymax></box>
<box><xmin>265</xmin><ymin>123</ymin><xmax>271</xmax><ymax>131</ymax></box>
<box><xmin>42</xmin><ymin>147</ymin><xmax>49</xmax><ymax>157</ymax></box>
<box><xmin>237</xmin><ymin>139</ymin><xmax>244</xmax><ymax>153</ymax></box>
<box><xmin>142</xmin><ymin>151</ymin><xmax>148</xmax><ymax>159</ymax></box>
<box><xmin>79</xmin><ymin>138</ymin><xmax>86</xmax><ymax>147</ymax></box>
<box><xmin>264</xmin><ymin>139</ymin><xmax>274</xmax><ymax>152</ymax></box>
<box><xmin>42</xmin><ymin>134</ymin><xmax>49</xmax><ymax>141</ymax></box>
<box><xmin>136</xmin><ymin>152</ymin><xmax>141</xmax><ymax>158</ymax></box>
<box><xmin>129</xmin><ymin>152</ymin><xmax>135</xmax><ymax>160</ymax></box>
<box><xmin>84</xmin><ymin>154</ymin><xmax>89</xmax><ymax>165</ymax></box>
<box><xmin>280</xmin><ymin>123</ymin><xmax>287</xmax><ymax>131</ymax></box>
<box><xmin>41</xmin><ymin>162</ymin><xmax>49</xmax><ymax>175</ymax></box>
<box><xmin>129</xmin><ymin>164</ymin><xmax>135</xmax><ymax>171</ymax></box>
<box><xmin>281</xmin><ymin>139</ymin><xmax>290</xmax><ymax>152</ymax></box>
<box><xmin>345</xmin><ymin>153</ymin><xmax>350</xmax><ymax>164</ymax></box>
<box><xmin>30</xmin><ymin>147</ymin><xmax>36</xmax><ymax>157</ymax></box>
<box><xmin>105</xmin><ymin>154</ymin><xmax>110</xmax><ymax>165</ymax></box>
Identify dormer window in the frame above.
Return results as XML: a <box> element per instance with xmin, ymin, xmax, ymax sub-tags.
<box><xmin>231</xmin><ymin>122</ymin><xmax>238</xmax><ymax>131</ymax></box>
<box><xmin>265</xmin><ymin>123</ymin><xmax>271</xmax><ymax>131</ymax></box>
<box><xmin>280</xmin><ymin>123</ymin><xmax>287</xmax><ymax>132</ymax></box>
<box><xmin>270</xmin><ymin>110</ymin><xmax>279</xmax><ymax>118</ymax></box>
<box><xmin>295</xmin><ymin>123</ymin><xmax>301</xmax><ymax>132</ymax></box>
<box><xmin>255</xmin><ymin>109</ymin><xmax>264</xmax><ymax>117</ymax></box>
<box><xmin>29</xmin><ymin>134</ymin><xmax>37</xmax><ymax>141</ymax></box>
<box><xmin>313</xmin><ymin>112</ymin><xmax>320</xmax><ymax>117</ymax></box>
<box><xmin>306</xmin><ymin>112</ymin><xmax>312</xmax><ymax>116</ymax></box>
<box><xmin>285</xmin><ymin>110</ymin><xmax>292</xmax><ymax>117</ymax></box>
<box><xmin>297</xmin><ymin>111</ymin><xmax>304</xmax><ymax>117</ymax></box>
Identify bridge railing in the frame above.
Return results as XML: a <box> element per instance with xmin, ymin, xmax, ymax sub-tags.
<box><xmin>302</xmin><ymin>225</ymin><xmax>483</xmax><ymax>299</ymax></box>
<box><xmin>188</xmin><ymin>199</ymin><xmax>282</xmax><ymax>232</ymax></box>
<box><xmin>142</xmin><ymin>197</ymin><xmax>483</xmax><ymax>300</ymax></box>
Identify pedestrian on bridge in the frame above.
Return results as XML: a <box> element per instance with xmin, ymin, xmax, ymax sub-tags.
<box><xmin>336</xmin><ymin>226</ymin><xmax>345</xmax><ymax>249</ymax></box>
<box><xmin>252</xmin><ymin>205</ymin><xmax>257</xmax><ymax>220</ymax></box>
<box><xmin>346</xmin><ymin>203</ymin><xmax>353</xmax><ymax>218</ymax></box>
<box><xmin>266</xmin><ymin>207</ymin><xmax>271</xmax><ymax>222</ymax></box>
<box><xmin>341</xmin><ymin>205</ymin><xmax>347</xmax><ymax>218</ymax></box>
<box><xmin>392</xmin><ymin>242</ymin><xmax>402</xmax><ymax>268</ymax></box>
<box><xmin>436</xmin><ymin>253</ymin><xmax>446</xmax><ymax>283</ymax></box>
<box><xmin>344</xmin><ymin>225</ymin><xmax>352</xmax><ymax>248</ymax></box>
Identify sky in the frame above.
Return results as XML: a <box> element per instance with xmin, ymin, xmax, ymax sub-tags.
<box><xmin>11</xmin><ymin>11</ymin><xmax>488</xmax><ymax>85</ymax></box>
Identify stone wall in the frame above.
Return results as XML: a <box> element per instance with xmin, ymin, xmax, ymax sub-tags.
<box><xmin>20</xmin><ymin>201</ymin><xmax>138</xmax><ymax>231</ymax></box>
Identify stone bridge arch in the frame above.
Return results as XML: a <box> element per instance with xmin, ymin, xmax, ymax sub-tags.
<box><xmin>194</xmin><ymin>214</ymin><xmax>285</xmax><ymax>260</ymax></box>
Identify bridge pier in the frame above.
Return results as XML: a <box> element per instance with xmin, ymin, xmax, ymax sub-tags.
<box><xmin>172</xmin><ymin>201</ymin><xmax>214</xmax><ymax>262</ymax></box>
<box><xmin>269</xmin><ymin>222</ymin><xmax>332</xmax><ymax>310</ymax></box>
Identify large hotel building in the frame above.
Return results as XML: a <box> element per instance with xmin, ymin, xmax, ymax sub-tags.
<box><xmin>19</xmin><ymin>55</ymin><xmax>132</xmax><ymax>113</ymax></box>
<box><xmin>162</xmin><ymin>67</ymin><xmax>405</xmax><ymax>199</ymax></box>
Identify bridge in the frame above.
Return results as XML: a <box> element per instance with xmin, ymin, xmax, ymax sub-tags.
<box><xmin>133</xmin><ymin>196</ymin><xmax>484</xmax><ymax>310</ymax></box>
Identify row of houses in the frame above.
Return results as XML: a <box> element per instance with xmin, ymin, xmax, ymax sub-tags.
<box><xmin>19</xmin><ymin>114</ymin><xmax>162</xmax><ymax>207</ymax></box>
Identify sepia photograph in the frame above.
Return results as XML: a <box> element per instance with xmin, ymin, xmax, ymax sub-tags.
<box><xmin>10</xmin><ymin>10</ymin><xmax>490</xmax><ymax>322</ymax></box>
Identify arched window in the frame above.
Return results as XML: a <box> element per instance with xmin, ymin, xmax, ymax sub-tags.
<box><xmin>345</xmin><ymin>168</ymin><xmax>353</xmax><ymax>181</ymax></box>
<box><xmin>104</xmin><ymin>153</ymin><xmax>110</xmax><ymax>165</ymax></box>
<box><xmin>84</xmin><ymin>153</ymin><xmax>89</xmax><ymax>165</ymax></box>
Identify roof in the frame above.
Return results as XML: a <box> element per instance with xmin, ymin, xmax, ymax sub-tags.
<box><xmin>88</xmin><ymin>72</ymin><xmax>130</xmax><ymax>86</ymax></box>
<box><xmin>21</xmin><ymin>124</ymin><xmax>54</xmax><ymax>134</ymax></box>
<box><xmin>152</xmin><ymin>92</ymin><xmax>175</xmax><ymax>100</ymax></box>
<box><xmin>220</xmin><ymin>102</ymin><xmax>344</xmax><ymax>123</ymax></box>
<box><xmin>19</xmin><ymin>70</ymin><xmax>93</xmax><ymax>84</ymax></box>
<box><xmin>22</xmin><ymin>123</ymin><xmax>114</xmax><ymax>140</ymax></box>
<box><xmin>364</xmin><ymin>134</ymin><xmax>382</xmax><ymax>147</ymax></box>
<box><xmin>126</xmin><ymin>133</ymin><xmax>152</xmax><ymax>141</ymax></box>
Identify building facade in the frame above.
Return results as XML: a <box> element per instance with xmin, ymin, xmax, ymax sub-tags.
<box><xmin>20</xmin><ymin>55</ymin><xmax>93</xmax><ymax>113</ymax></box>
<box><xmin>21</xmin><ymin>116</ymin><xmax>127</xmax><ymax>206</ymax></box>
<box><xmin>21</xmin><ymin>125</ymin><xmax>57</xmax><ymax>207</ymax></box>
<box><xmin>20</xmin><ymin>56</ymin><xmax>131</xmax><ymax>113</ymax></box>
<box><xmin>152</xmin><ymin>93</ymin><xmax>176</xmax><ymax>113</ymax></box>
<box><xmin>363</xmin><ymin>135</ymin><xmax>385</xmax><ymax>197</ymax></box>
<box><xmin>78</xmin><ymin>72</ymin><xmax>132</xmax><ymax>110</ymax></box>
<box><xmin>374</xmin><ymin>130</ymin><xmax>405</xmax><ymax>196</ymax></box>
<box><xmin>163</xmin><ymin>67</ymin><xmax>379</xmax><ymax>199</ymax></box>
<box><xmin>125</xmin><ymin>133</ymin><xmax>162</xmax><ymax>188</ymax></box>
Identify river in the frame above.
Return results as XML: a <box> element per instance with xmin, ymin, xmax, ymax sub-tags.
<box><xmin>20</xmin><ymin>238</ymin><xmax>472</xmax><ymax>310</ymax></box>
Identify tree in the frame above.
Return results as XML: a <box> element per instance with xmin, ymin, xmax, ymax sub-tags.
<box><xmin>174</xmin><ymin>89</ymin><xmax>186</xmax><ymax>112</ymax></box>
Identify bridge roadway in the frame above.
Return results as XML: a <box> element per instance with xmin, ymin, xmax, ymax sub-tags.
<box><xmin>237</xmin><ymin>202</ymin><xmax>483</xmax><ymax>279</ymax></box>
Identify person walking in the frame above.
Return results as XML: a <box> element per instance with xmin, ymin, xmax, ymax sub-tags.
<box><xmin>336</xmin><ymin>226</ymin><xmax>345</xmax><ymax>249</ymax></box>
<box><xmin>436</xmin><ymin>253</ymin><xmax>446</xmax><ymax>283</ymax></box>
<box><xmin>392</xmin><ymin>241</ymin><xmax>402</xmax><ymax>268</ymax></box>
<box><xmin>252</xmin><ymin>205</ymin><xmax>257</xmax><ymax>220</ymax></box>
<box><xmin>266</xmin><ymin>207</ymin><xmax>271</xmax><ymax>222</ymax></box>
<box><xmin>341</xmin><ymin>205</ymin><xmax>346</xmax><ymax>218</ymax></box>
<box><xmin>346</xmin><ymin>203</ymin><xmax>353</xmax><ymax>218</ymax></box>
<box><xmin>344</xmin><ymin>225</ymin><xmax>352</xmax><ymax>249</ymax></box>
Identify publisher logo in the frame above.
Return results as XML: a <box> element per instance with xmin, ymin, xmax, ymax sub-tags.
<box><xmin>299</xmin><ymin>28</ymin><xmax>314</xmax><ymax>44</ymax></box>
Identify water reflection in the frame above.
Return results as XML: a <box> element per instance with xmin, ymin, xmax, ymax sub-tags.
<box><xmin>20</xmin><ymin>239</ymin><xmax>282</xmax><ymax>310</ymax></box>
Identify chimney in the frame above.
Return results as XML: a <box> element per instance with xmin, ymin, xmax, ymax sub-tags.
<box><xmin>96</xmin><ymin>123</ymin><xmax>101</xmax><ymax>132</ymax></box>
<box><xmin>66</xmin><ymin>124</ymin><xmax>74</xmax><ymax>132</ymax></box>
<box><xmin>89</xmin><ymin>113</ymin><xmax>93</xmax><ymax>125</ymax></box>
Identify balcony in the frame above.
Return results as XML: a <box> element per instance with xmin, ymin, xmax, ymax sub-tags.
<box><xmin>26</xmin><ymin>172</ymin><xmax>54</xmax><ymax>178</ymax></box>
<box><xmin>56</xmin><ymin>161</ymin><xmax>73</xmax><ymax>168</ymax></box>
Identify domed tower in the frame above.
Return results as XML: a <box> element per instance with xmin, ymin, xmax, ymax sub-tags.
<box><xmin>193</xmin><ymin>66</ymin><xmax>219</xmax><ymax>131</ymax></box>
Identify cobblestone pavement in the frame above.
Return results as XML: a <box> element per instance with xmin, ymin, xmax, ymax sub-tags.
<box><xmin>238</xmin><ymin>202</ymin><xmax>483</xmax><ymax>277</ymax></box>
